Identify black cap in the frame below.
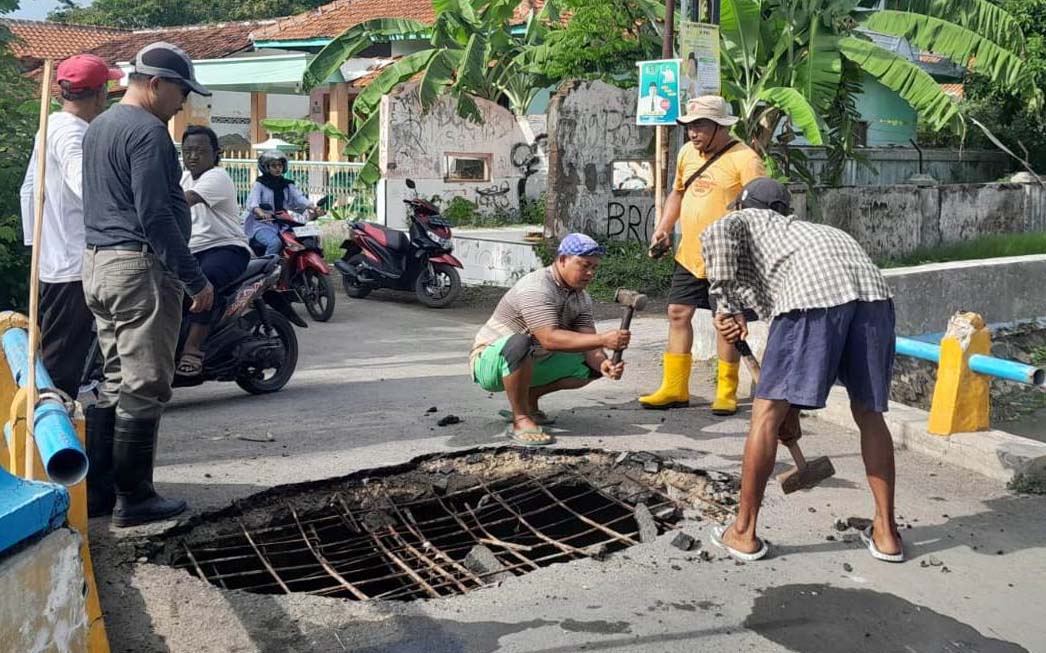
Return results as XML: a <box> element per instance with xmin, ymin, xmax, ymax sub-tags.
<box><xmin>132</xmin><ymin>41</ymin><xmax>210</xmax><ymax>96</ymax></box>
<box><xmin>729</xmin><ymin>177</ymin><xmax>792</xmax><ymax>214</ymax></box>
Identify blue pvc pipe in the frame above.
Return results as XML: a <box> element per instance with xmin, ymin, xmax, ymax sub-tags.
<box><xmin>969</xmin><ymin>354</ymin><xmax>1046</xmax><ymax>386</ymax></box>
<box><xmin>1</xmin><ymin>327</ymin><xmax>87</xmax><ymax>486</ymax></box>
<box><xmin>32</xmin><ymin>402</ymin><xmax>88</xmax><ymax>486</ymax></box>
<box><xmin>895</xmin><ymin>337</ymin><xmax>940</xmax><ymax>364</ymax></box>
<box><xmin>895</xmin><ymin>337</ymin><xmax>1046</xmax><ymax>387</ymax></box>
<box><xmin>1</xmin><ymin>328</ymin><xmax>56</xmax><ymax>391</ymax></box>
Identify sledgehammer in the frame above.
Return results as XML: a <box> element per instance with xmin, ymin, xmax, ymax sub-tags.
<box><xmin>611</xmin><ymin>289</ymin><xmax>647</xmax><ymax>364</ymax></box>
<box><xmin>734</xmin><ymin>340</ymin><xmax>836</xmax><ymax>494</ymax></box>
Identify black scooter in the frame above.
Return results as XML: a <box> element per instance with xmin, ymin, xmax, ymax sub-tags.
<box><xmin>81</xmin><ymin>256</ymin><xmax>305</xmax><ymax>396</ymax></box>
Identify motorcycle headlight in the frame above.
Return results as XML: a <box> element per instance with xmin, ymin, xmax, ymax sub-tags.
<box><xmin>426</xmin><ymin>230</ymin><xmax>452</xmax><ymax>249</ymax></box>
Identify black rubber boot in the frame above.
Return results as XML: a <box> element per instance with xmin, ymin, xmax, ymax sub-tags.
<box><xmin>111</xmin><ymin>415</ymin><xmax>187</xmax><ymax>528</ymax></box>
<box><xmin>85</xmin><ymin>404</ymin><xmax>117</xmax><ymax>518</ymax></box>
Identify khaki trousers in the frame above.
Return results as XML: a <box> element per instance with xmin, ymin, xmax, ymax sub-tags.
<box><xmin>82</xmin><ymin>248</ymin><xmax>183</xmax><ymax>420</ymax></box>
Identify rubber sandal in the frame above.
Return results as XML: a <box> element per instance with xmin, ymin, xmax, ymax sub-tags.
<box><xmin>498</xmin><ymin>409</ymin><xmax>556</xmax><ymax>426</ymax></box>
<box><xmin>505</xmin><ymin>426</ymin><xmax>553</xmax><ymax>447</ymax></box>
<box><xmin>860</xmin><ymin>526</ymin><xmax>905</xmax><ymax>563</ymax></box>
<box><xmin>710</xmin><ymin>524</ymin><xmax>769</xmax><ymax>562</ymax></box>
<box><xmin>176</xmin><ymin>353</ymin><xmax>203</xmax><ymax>377</ymax></box>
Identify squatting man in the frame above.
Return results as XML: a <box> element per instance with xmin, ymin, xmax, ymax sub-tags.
<box><xmin>469</xmin><ymin>234</ymin><xmax>630</xmax><ymax>446</ymax></box>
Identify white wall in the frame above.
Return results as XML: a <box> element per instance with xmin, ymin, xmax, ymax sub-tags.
<box><xmin>379</xmin><ymin>85</ymin><xmax>535</xmax><ymax>229</ymax></box>
<box><xmin>207</xmin><ymin>90</ymin><xmax>311</xmax><ymax>142</ymax></box>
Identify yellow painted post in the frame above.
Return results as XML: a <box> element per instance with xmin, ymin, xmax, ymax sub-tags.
<box><xmin>327</xmin><ymin>82</ymin><xmax>350</xmax><ymax>162</ymax></box>
<box><xmin>0</xmin><ymin>312</ymin><xmax>30</xmax><ymax>473</ymax></box>
<box><xmin>250</xmin><ymin>91</ymin><xmax>268</xmax><ymax>145</ymax></box>
<box><xmin>928</xmin><ymin>312</ymin><xmax>991</xmax><ymax>435</ymax></box>
<box><xmin>8</xmin><ymin>387</ymin><xmax>29</xmax><ymax>476</ymax></box>
<box><xmin>66</xmin><ymin>404</ymin><xmax>111</xmax><ymax>653</ymax></box>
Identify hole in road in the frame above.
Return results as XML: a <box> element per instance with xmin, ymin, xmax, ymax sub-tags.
<box><xmin>152</xmin><ymin>448</ymin><xmax>737</xmax><ymax>601</ymax></box>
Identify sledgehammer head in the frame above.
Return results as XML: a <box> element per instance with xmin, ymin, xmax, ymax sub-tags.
<box><xmin>777</xmin><ymin>456</ymin><xmax>836</xmax><ymax>494</ymax></box>
<box><xmin>614</xmin><ymin>288</ymin><xmax>648</xmax><ymax>311</ymax></box>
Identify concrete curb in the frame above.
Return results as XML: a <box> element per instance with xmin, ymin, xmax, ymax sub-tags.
<box><xmin>811</xmin><ymin>386</ymin><xmax>1046</xmax><ymax>484</ymax></box>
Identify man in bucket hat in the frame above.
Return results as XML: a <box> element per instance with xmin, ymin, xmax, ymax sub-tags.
<box><xmin>640</xmin><ymin>96</ymin><xmax>765</xmax><ymax>416</ymax></box>
<box><xmin>469</xmin><ymin>234</ymin><xmax>629</xmax><ymax>446</ymax></box>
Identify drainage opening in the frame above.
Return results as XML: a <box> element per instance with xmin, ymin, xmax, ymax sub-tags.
<box><xmin>153</xmin><ymin>448</ymin><xmax>737</xmax><ymax>601</ymax></box>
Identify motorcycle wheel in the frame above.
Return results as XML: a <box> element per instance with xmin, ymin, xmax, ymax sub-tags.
<box><xmin>415</xmin><ymin>263</ymin><xmax>462</xmax><ymax>308</ymax></box>
<box><xmin>235</xmin><ymin>309</ymin><xmax>299</xmax><ymax>395</ymax></box>
<box><xmin>341</xmin><ymin>255</ymin><xmax>371</xmax><ymax>299</ymax></box>
<box><xmin>300</xmin><ymin>269</ymin><xmax>336</xmax><ymax>322</ymax></box>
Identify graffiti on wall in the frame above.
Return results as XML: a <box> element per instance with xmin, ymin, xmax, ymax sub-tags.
<box><xmin>548</xmin><ymin>80</ymin><xmax>658</xmax><ymax>243</ymax></box>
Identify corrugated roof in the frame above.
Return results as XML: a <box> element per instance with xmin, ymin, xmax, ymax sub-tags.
<box><xmin>2</xmin><ymin>18</ymin><xmax>127</xmax><ymax>62</ymax></box>
<box><xmin>252</xmin><ymin>0</ymin><xmax>543</xmax><ymax>41</ymax></box>
<box><xmin>939</xmin><ymin>83</ymin><xmax>965</xmax><ymax>99</ymax></box>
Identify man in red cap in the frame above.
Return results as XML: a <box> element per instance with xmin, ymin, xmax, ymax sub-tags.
<box><xmin>20</xmin><ymin>53</ymin><xmax>123</xmax><ymax>515</ymax></box>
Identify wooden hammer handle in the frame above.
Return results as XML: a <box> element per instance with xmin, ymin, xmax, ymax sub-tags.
<box><xmin>610</xmin><ymin>306</ymin><xmax>635</xmax><ymax>365</ymax></box>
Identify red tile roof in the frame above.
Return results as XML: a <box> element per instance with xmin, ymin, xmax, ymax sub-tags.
<box><xmin>2</xmin><ymin>19</ymin><xmax>127</xmax><ymax>62</ymax></box>
<box><xmin>86</xmin><ymin>20</ymin><xmax>275</xmax><ymax>64</ymax></box>
<box><xmin>940</xmin><ymin>83</ymin><xmax>965</xmax><ymax>99</ymax></box>
<box><xmin>252</xmin><ymin>0</ymin><xmax>544</xmax><ymax>41</ymax></box>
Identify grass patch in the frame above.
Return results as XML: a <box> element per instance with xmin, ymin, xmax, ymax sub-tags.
<box><xmin>535</xmin><ymin>237</ymin><xmax>674</xmax><ymax>302</ymax></box>
<box><xmin>878</xmin><ymin>233</ymin><xmax>1046</xmax><ymax>268</ymax></box>
<box><xmin>1008</xmin><ymin>472</ymin><xmax>1046</xmax><ymax>495</ymax></box>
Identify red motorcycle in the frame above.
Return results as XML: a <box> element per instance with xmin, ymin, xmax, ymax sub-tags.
<box><xmin>255</xmin><ymin>203</ymin><xmax>336</xmax><ymax>322</ymax></box>
<box><xmin>335</xmin><ymin>179</ymin><xmax>464</xmax><ymax>308</ymax></box>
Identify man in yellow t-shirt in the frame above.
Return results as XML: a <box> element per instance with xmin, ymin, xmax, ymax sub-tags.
<box><xmin>639</xmin><ymin>96</ymin><xmax>765</xmax><ymax>414</ymax></box>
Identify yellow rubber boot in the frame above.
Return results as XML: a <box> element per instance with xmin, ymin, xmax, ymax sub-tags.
<box><xmin>711</xmin><ymin>360</ymin><xmax>740</xmax><ymax>416</ymax></box>
<box><xmin>639</xmin><ymin>353</ymin><xmax>692</xmax><ymax>409</ymax></box>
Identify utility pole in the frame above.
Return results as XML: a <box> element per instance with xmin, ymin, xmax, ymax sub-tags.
<box><xmin>654</xmin><ymin>0</ymin><xmax>676</xmax><ymax>235</ymax></box>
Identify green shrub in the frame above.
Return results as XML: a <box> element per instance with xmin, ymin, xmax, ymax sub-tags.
<box><xmin>535</xmin><ymin>237</ymin><xmax>673</xmax><ymax>302</ymax></box>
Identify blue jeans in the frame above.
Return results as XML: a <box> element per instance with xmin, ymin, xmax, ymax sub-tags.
<box><xmin>250</xmin><ymin>227</ymin><xmax>283</xmax><ymax>256</ymax></box>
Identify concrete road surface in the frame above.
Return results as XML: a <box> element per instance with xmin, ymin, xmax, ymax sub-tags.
<box><xmin>89</xmin><ymin>288</ymin><xmax>1046</xmax><ymax>652</ymax></box>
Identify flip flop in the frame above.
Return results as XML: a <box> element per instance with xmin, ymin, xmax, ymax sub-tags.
<box><xmin>498</xmin><ymin>409</ymin><xmax>556</xmax><ymax>426</ymax></box>
<box><xmin>709</xmin><ymin>524</ymin><xmax>770</xmax><ymax>562</ymax></box>
<box><xmin>176</xmin><ymin>352</ymin><xmax>203</xmax><ymax>377</ymax></box>
<box><xmin>505</xmin><ymin>425</ymin><xmax>554</xmax><ymax>447</ymax></box>
<box><xmin>860</xmin><ymin>526</ymin><xmax>905</xmax><ymax>563</ymax></box>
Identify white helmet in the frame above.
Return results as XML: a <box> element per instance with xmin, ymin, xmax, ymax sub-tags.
<box><xmin>257</xmin><ymin>149</ymin><xmax>288</xmax><ymax>174</ymax></box>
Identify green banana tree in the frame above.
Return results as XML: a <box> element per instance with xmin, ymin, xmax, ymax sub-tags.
<box><xmin>719</xmin><ymin>0</ymin><xmax>1036</xmax><ymax>177</ymax></box>
<box><xmin>301</xmin><ymin>0</ymin><xmax>566</xmax><ymax>185</ymax></box>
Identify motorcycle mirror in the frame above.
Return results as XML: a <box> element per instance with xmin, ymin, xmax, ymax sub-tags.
<box><xmin>405</xmin><ymin>179</ymin><xmax>416</xmax><ymax>190</ymax></box>
<box><xmin>259</xmin><ymin>202</ymin><xmax>273</xmax><ymax>211</ymax></box>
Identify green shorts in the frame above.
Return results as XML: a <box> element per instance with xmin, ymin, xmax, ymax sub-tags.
<box><xmin>472</xmin><ymin>335</ymin><xmax>595</xmax><ymax>392</ymax></box>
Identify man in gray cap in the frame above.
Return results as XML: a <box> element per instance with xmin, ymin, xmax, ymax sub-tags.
<box><xmin>701</xmin><ymin>179</ymin><xmax>901</xmax><ymax>564</ymax></box>
<box><xmin>82</xmin><ymin>42</ymin><xmax>213</xmax><ymax>527</ymax></box>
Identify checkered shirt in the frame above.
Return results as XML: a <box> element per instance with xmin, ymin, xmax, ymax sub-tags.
<box><xmin>700</xmin><ymin>208</ymin><xmax>892</xmax><ymax>318</ymax></box>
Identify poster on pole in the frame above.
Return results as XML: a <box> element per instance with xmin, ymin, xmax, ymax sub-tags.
<box><xmin>635</xmin><ymin>59</ymin><xmax>681</xmax><ymax>126</ymax></box>
<box><xmin>679</xmin><ymin>22</ymin><xmax>721</xmax><ymax>105</ymax></box>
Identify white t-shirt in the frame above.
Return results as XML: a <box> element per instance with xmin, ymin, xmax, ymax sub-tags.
<box><xmin>20</xmin><ymin>111</ymin><xmax>89</xmax><ymax>283</ymax></box>
<box><xmin>180</xmin><ymin>168</ymin><xmax>251</xmax><ymax>254</ymax></box>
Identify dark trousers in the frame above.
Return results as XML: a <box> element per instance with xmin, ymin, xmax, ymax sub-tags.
<box><xmin>186</xmin><ymin>246</ymin><xmax>250</xmax><ymax>325</ymax></box>
<box><xmin>39</xmin><ymin>280</ymin><xmax>95</xmax><ymax>398</ymax></box>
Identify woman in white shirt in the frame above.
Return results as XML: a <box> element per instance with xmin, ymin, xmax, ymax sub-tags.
<box><xmin>177</xmin><ymin>126</ymin><xmax>251</xmax><ymax>376</ymax></box>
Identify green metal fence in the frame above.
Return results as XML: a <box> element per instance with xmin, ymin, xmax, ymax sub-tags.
<box><xmin>219</xmin><ymin>159</ymin><xmax>376</xmax><ymax>221</ymax></box>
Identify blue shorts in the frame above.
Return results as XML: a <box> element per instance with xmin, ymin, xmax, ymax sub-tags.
<box><xmin>756</xmin><ymin>300</ymin><xmax>895</xmax><ymax>413</ymax></box>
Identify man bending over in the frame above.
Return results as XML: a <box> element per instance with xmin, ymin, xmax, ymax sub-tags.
<box><xmin>702</xmin><ymin>178</ymin><xmax>902</xmax><ymax>563</ymax></box>
<box><xmin>470</xmin><ymin>234</ymin><xmax>629</xmax><ymax>446</ymax></box>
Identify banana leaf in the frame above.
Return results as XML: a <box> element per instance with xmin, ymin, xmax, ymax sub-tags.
<box><xmin>303</xmin><ymin>18</ymin><xmax>430</xmax><ymax>91</ymax></box>
<box><xmin>353</xmin><ymin>50</ymin><xmax>437</xmax><ymax>119</ymax></box>
<box><xmin>880</xmin><ymin>0</ymin><xmax>1025</xmax><ymax>53</ymax></box>
<box><xmin>839</xmin><ymin>35</ymin><xmax>959</xmax><ymax>130</ymax></box>
<box><xmin>862</xmin><ymin>11</ymin><xmax>1026</xmax><ymax>91</ymax></box>
<box><xmin>758</xmin><ymin>87</ymin><xmax>825</xmax><ymax>145</ymax></box>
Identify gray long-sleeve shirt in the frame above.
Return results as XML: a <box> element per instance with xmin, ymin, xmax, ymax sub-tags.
<box><xmin>83</xmin><ymin>104</ymin><xmax>207</xmax><ymax>294</ymax></box>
